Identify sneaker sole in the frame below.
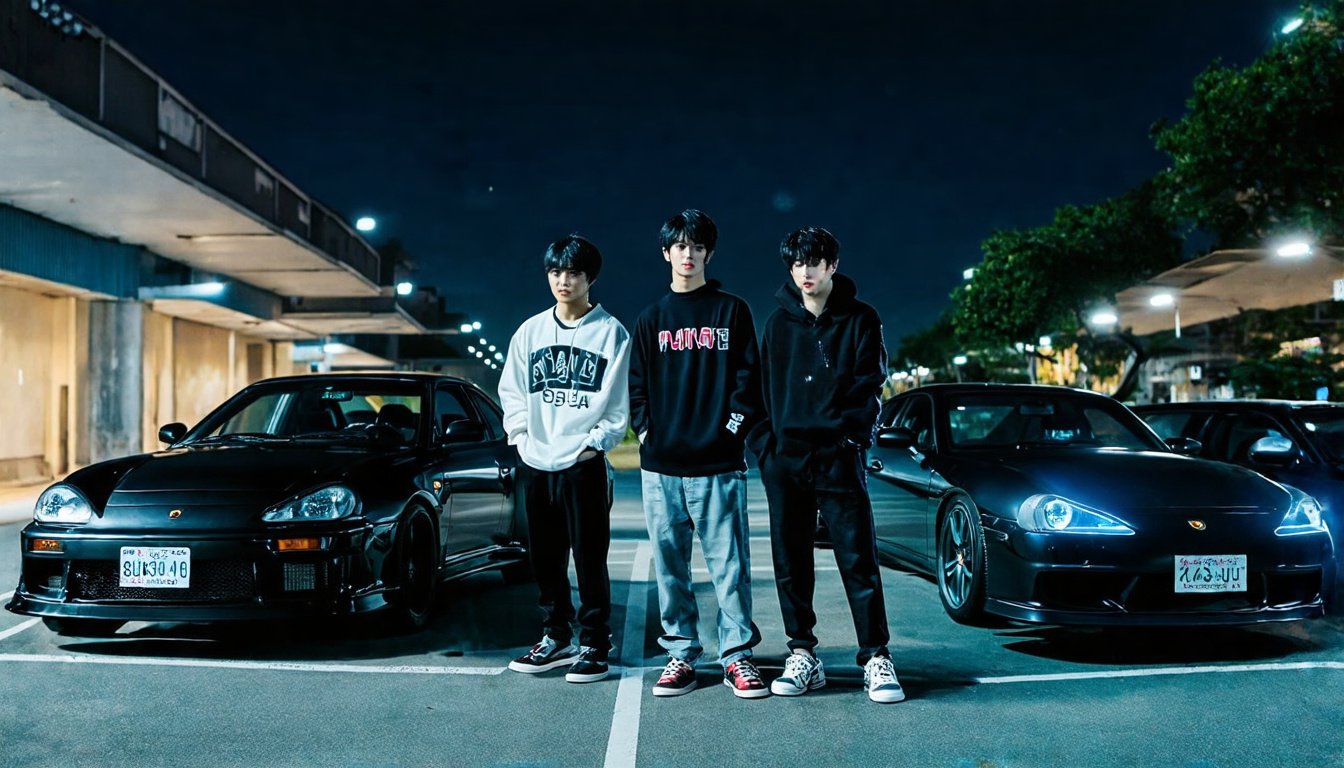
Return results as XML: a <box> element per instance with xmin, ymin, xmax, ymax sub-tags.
<box><xmin>651</xmin><ymin>681</ymin><xmax>697</xmax><ymax>697</ymax></box>
<box><xmin>867</xmin><ymin>688</ymin><xmax>906</xmax><ymax>704</ymax></box>
<box><xmin>723</xmin><ymin>679</ymin><xmax>771</xmax><ymax>699</ymax></box>
<box><xmin>508</xmin><ymin>657</ymin><xmax>578</xmax><ymax>674</ymax></box>
<box><xmin>565</xmin><ymin>670</ymin><xmax>610</xmax><ymax>683</ymax></box>
<box><xmin>770</xmin><ymin>678</ymin><xmax>826</xmax><ymax>696</ymax></box>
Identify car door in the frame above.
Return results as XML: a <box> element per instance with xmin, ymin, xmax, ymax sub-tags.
<box><xmin>866</xmin><ymin>393</ymin><xmax>935</xmax><ymax>567</ymax></box>
<box><xmin>429</xmin><ymin>384</ymin><xmax>507</xmax><ymax>556</ymax></box>
<box><xmin>1204</xmin><ymin>409</ymin><xmax>1321</xmax><ymax>494</ymax></box>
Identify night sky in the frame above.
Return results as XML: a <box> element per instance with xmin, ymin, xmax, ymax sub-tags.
<box><xmin>65</xmin><ymin>0</ymin><xmax>1289</xmax><ymax>349</ymax></box>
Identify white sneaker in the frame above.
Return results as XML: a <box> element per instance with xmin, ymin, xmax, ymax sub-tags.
<box><xmin>508</xmin><ymin>636</ymin><xmax>579</xmax><ymax>674</ymax></box>
<box><xmin>770</xmin><ymin>650</ymin><xmax>826</xmax><ymax>696</ymax></box>
<box><xmin>863</xmin><ymin>655</ymin><xmax>906</xmax><ymax>703</ymax></box>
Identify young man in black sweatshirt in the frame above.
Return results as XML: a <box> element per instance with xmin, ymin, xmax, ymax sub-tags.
<box><xmin>629</xmin><ymin>209</ymin><xmax>767</xmax><ymax>699</ymax></box>
<box><xmin>747</xmin><ymin>226</ymin><xmax>905</xmax><ymax>704</ymax></box>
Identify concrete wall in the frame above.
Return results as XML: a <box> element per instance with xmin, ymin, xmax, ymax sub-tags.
<box><xmin>171</xmin><ymin>318</ymin><xmax>233</xmax><ymax>430</ymax></box>
<box><xmin>0</xmin><ymin>284</ymin><xmax>76</xmax><ymax>483</ymax></box>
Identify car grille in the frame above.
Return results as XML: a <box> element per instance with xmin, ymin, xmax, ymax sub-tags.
<box><xmin>68</xmin><ymin>560</ymin><xmax>256</xmax><ymax>602</ymax></box>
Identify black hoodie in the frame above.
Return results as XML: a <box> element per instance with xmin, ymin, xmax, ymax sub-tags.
<box><xmin>745</xmin><ymin>273</ymin><xmax>887</xmax><ymax>471</ymax></box>
<box><xmin>629</xmin><ymin>280</ymin><xmax>762</xmax><ymax>476</ymax></box>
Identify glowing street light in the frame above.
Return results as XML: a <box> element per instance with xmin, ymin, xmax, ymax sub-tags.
<box><xmin>1150</xmin><ymin>292</ymin><xmax>1181</xmax><ymax>338</ymax></box>
<box><xmin>472</xmin><ymin>321</ymin><xmax>482</xmax><ymax>330</ymax></box>
<box><xmin>1282</xmin><ymin>17</ymin><xmax>1305</xmax><ymax>34</ymax></box>
<box><xmin>952</xmin><ymin>354</ymin><xmax>968</xmax><ymax>366</ymax></box>
<box><xmin>1276</xmin><ymin>241</ymin><xmax>1312</xmax><ymax>258</ymax></box>
<box><xmin>459</xmin><ymin>323</ymin><xmax>473</xmax><ymax>334</ymax></box>
<box><xmin>1089</xmin><ymin>309</ymin><xmax>1118</xmax><ymax>328</ymax></box>
<box><xmin>395</xmin><ymin>281</ymin><xmax>414</xmax><ymax>296</ymax></box>
<box><xmin>355</xmin><ymin>216</ymin><xmax>377</xmax><ymax>233</ymax></box>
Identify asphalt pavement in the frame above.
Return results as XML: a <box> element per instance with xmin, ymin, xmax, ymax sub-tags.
<box><xmin>2</xmin><ymin>470</ymin><xmax>1344</xmax><ymax>767</ymax></box>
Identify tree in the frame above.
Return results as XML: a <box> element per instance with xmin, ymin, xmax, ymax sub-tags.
<box><xmin>1154</xmin><ymin>1</ymin><xmax>1344</xmax><ymax>247</ymax></box>
<box><xmin>952</xmin><ymin>183</ymin><xmax>1182</xmax><ymax>395</ymax></box>
<box><xmin>1221</xmin><ymin>304</ymin><xmax>1344</xmax><ymax>399</ymax></box>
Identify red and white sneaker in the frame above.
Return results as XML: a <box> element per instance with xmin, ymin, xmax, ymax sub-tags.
<box><xmin>722</xmin><ymin>658</ymin><xmax>770</xmax><ymax>699</ymax></box>
<box><xmin>652</xmin><ymin>657</ymin><xmax>697</xmax><ymax>697</ymax></box>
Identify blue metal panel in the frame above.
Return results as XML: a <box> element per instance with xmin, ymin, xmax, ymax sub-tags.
<box><xmin>0</xmin><ymin>204</ymin><xmax>140</xmax><ymax>298</ymax></box>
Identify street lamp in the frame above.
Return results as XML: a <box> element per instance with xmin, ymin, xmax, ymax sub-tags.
<box><xmin>1275</xmin><ymin>241</ymin><xmax>1312</xmax><ymax>258</ymax></box>
<box><xmin>1150</xmin><ymin>292</ymin><xmax>1180</xmax><ymax>338</ymax></box>
<box><xmin>355</xmin><ymin>216</ymin><xmax>377</xmax><ymax>233</ymax></box>
<box><xmin>1089</xmin><ymin>309</ymin><xmax>1118</xmax><ymax>329</ymax></box>
<box><xmin>459</xmin><ymin>323</ymin><xmax>473</xmax><ymax>334</ymax></box>
<box><xmin>395</xmin><ymin>281</ymin><xmax>414</xmax><ymax>296</ymax></box>
<box><xmin>1282</xmin><ymin>16</ymin><xmax>1305</xmax><ymax>34</ymax></box>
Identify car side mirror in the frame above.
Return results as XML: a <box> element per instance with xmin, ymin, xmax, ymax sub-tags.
<box><xmin>1248</xmin><ymin>436</ymin><xmax>1298</xmax><ymax>467</ymax></box>
<box><xmin>158</xmin><ymin>422</ymin><xmax>187</xmax><ymax>444</ymax></box>
<box><xmin>440</xmin><ymin>417</ymin><xmax>485</xmax><ymax>444</ymax></box>
<box><xmin>875</xmin><ymin>426</ymin><xmax>917</xmax><ymax>449</ymax></box>
<box><xmin>1165</xmin><ymin>436</ymin><xmax>1203</xmax><ymax>456</ymax></box>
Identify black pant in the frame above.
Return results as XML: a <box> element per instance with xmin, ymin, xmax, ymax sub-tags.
<box><xmin>761</xmin><ymin>447</ymin><xmax>890</xmax><ymax>666</ymax></box>
<box><xmin>518</xmin><ymin>453</ymin><xmax>612</xmax><ymax>653</ymax></box>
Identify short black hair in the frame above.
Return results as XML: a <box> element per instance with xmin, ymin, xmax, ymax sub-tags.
<box><xmin>659</xmin><ymin>209</ymin><xmax>718</xmax><ymax>252</ymax></box>
<box><xmin>780</xmin><ymin>227</ymin><xmax>840</xmax><ymax>268</ymax></box>
<box><xmin>543</xmin><ymin>235</ymin><xmax>602</xmax><ymax>282</ymax></box>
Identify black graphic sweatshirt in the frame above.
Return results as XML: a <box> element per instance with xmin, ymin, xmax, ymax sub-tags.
<box><xmin>629</xmin><ymin>280</ymin><xmax>762</xmax><ymax>476</ymax></box>
<box><xmin>745</xmin><ymin>273</ymin><xmax>887</xmax><ymax>472</ymax></box>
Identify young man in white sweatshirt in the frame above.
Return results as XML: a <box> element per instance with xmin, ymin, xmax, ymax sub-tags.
<box><xmin>499</xmin><ymin>235</ymin><xmax>631</xmax><ymax>684</ymax></box>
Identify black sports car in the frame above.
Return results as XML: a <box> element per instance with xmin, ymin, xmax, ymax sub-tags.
<box><xmin>867</xmin><ymin>384</ymin><xmax>1334</xmax><ymax>627</ymax></box>
<box><xmin>6</xmin><ymin>373</ymin><xmax>528</xmax><ymax>636</ymax></box>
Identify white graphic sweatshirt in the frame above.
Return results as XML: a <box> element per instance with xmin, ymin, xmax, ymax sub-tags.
<box><xmin>498</xmin><ymin>304</ymin><xmax>631</xmax><ymax>472</ymax></box>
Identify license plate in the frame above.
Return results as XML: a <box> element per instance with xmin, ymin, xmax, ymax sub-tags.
<box><xmin>1174</xmin><ymin>554</ymin><xmax>1246</xmax><ymax>593</ymax></box>
<box><xmin>119</xmin><ymin>546</ymin><xmax>191</xmax><ymax>588</ymax></box>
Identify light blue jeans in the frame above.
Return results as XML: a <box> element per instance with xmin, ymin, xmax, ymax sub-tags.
<box><xmin>641</xmin><ymin>469</ymin><xmax>758</xmax><ymax>668</ymax></box>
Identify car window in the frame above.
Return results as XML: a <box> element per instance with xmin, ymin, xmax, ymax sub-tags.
<box><xmin>467</xmin><ymin>390</ymin><xmax>506</xmax><ymax>441</ymax></box>
<box><xmin>1082</xmin><ymin>407</ymin><xmax>1151</xmax><ymax>450</ymax></box>
<box><xmin>1296</xmin><ymin>406</ymin><xmax>1344</xmax><ymax>463</ymax></box>
<box><xmin>1208</xmin><ymin>413</ymin><xmax>1291</xmax><ymax>464</ymax></box>
<box><xmin>946</xmin><ymin>392</ymin><xmax>1162</xmax><ymax>450</ymax></box>
<box><xmin>435</xmin><ymin>387</ymin><xmax>476</xmax><ymax>439</ymax></box>
<box><xmin>896</xmin><ymin>395</ymin><xmax>934</xmax><ymax>450</ymax></box>
<box><xmin>200</xmin><ymin>382</ymin><xmax>423</xmax><ymax>441</ymax></box>
<box><xmin>878</xmin><ymin>397</ymin><xmax>904</xmax><ymax>428</ymax></box>
<box><xmin>1141</xmin><ymin>411</ymin><xmax>1195</xmax><ymax>441</ymax></box>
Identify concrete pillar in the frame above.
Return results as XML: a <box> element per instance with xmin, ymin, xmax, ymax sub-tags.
<box><xmin>87</xmin><ymin>300</ymin><xmax>144</xmax><ymax>463</ymax></box>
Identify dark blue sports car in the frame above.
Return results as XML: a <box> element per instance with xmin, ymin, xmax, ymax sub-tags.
<box><xmin>867</xmin><ymin>384</ymin><xmax>1334</xmax><ymax>627</ymax></box>
<box><xmin>6</xmin><ymin>372</ymin><xmax>527</xmax><ymax>636</ymax></box>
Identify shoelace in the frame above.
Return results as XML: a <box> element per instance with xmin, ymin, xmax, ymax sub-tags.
<box><xmin>660</xmin><ymin>658</ymin><xmax>692</xmax><ymax>681</ymax></box>
<box><xmin>867</xmin><ymin>657</ymin><xmax>897</xmax><ymax>684</ymax></box>
<box><xmin>729</xmin><ymin>662</ymin><xmax>762</xmax><ymax>685</ymax></box>
<box><xmin>782</xmin><ymin>654</ymin><xmax>813</xmax><ymax>680</ymax></box>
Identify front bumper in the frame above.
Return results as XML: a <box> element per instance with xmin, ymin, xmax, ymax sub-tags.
<box><xmin>981</xmin><ymin>517</ymin><xmax>1334</xmax><ymax>626</ymax></box>
<box><xmin>5</xmin><ymin>521</ymin><xmax>389</xmax><ymax>623</ymax></box>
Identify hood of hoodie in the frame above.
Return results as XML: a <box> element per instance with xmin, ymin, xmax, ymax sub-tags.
<box><xmin>775</xmin><ymin>273</ymin><xmax>860</xmax><ymax>322</ymax></box>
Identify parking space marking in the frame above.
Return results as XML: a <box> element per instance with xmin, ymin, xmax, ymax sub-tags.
<box><xmin>0</xmin><ymin>618</ymin><xmax>38</xmax><ymax>642</ymax></box>
<box><xmin>0</xmin><ymin>653</ymin><xmax>506</xmax><ymax>676</ymax></box>
<box><xmin>604</xmin><ymin>541</ymin><xmax>651</xmax><ymax>768</ymax></box>
<box><xmin>975</xmin><ymin>660</ymin><xmax>1344</xmax><ymax>685</ymax></box>
<box><xmin>1</xmin><ymin>590</ymin><xmax>12</xmax><ymax>603</ymax></box>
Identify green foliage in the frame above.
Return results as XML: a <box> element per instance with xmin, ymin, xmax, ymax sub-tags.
<box><xmin>1154</xmin><ymin>1</ymin><xmax>1344</xmax><ymax>247</ymax></box>
<box><xmin>953</xmin><ymin>184</ymin><xmax>1182</xmax><ymax>354</ymax></box>
<box><xmin>894</xmin><ymin>312</ymin><xmax>959</xmax><ymax>370</ymax></box>
<box><xmin>1230</xmin><ymin>354</ymin><xmax>1342</xmax><ymax>399</ymax></box>
<box><xmin>1222</xmin><ymin>304</ymin><xmax>1344</xmax><ymax>398</ymax></box>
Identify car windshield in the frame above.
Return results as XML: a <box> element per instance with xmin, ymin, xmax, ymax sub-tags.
<box><xmin>1295</xmin><ymin>406</ymin><xmax>1344</xmax><ymax>463</ymax></box>
<box><xmin>946</xmin><ymin>392</ymin><xmax>1161</xmax><ymax>451</ymax></box>
<box><xmin>189</xmin><ymin>381</ymin><xmax>424</xmax><ymax>444</ymax></box>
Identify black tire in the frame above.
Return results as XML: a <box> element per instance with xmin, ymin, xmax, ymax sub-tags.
<box><xmin>936</xmin><ymin>495</ymin><xmax>991</xmax><ymax>626</ymax></box>
<box><xmin>42</xmin><ymin>617</ymin><xmax>124</xmax><ymax>637</ymax></box>
<box><xmin>387</xmin><ymin>508</ymin><xmax>438</xmax><ymax>632</ymax></box>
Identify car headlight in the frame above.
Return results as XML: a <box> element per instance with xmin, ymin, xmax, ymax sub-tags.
<box><xmin>262</xmin><ymin>485</ymin><xmax>358</xmax><ymax>523</ymax></box>
<box><xmin>1016</xmin><ymin>494</ymin><xmax>1134</xmax><ymax>535</ymax></box>
<box><xmin>1276</xmin><ymin>489</ymin><xmax>1326</xmax><ymax>536</ymax></box>
<box><xmin>34</xmin><ymin>484</ymin><xmax>93</xmax><ymax>524</ymax></box>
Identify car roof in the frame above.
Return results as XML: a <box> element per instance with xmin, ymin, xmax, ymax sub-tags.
<box><xmin>1134</xmin><ymin>399</ymin><xmax>1343</xmax><ymax>412</ymax></box>
<box><xmin>250</xmin><ymin>371</ymin><xmax>477</xmax><ymax>388</ymax></box>
<box><xmin>899</xmin><ymin>383</ymin><xmax>1117</xmax><ymax>401</ymax></box>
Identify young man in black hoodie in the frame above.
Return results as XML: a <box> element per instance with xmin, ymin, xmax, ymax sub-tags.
<box><xmin>747</xmin><ymin>226</ymin><xmax>905</xmax><ymax>704</ymax></box>
<box><xmin>629</xmin><ymin>209</ymin><xmax>767</xmax><ymax>699</ymax></box>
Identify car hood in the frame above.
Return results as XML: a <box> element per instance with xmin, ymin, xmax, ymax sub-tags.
<box><xmin>79</xmin><ymin>444</ymin><xmax>384</xmax><ymax>532</ymax></box>
<box><xmin>950</xmin><ymin>448</ymin><xmax>1292</xmax><ymax>516</ymax></box>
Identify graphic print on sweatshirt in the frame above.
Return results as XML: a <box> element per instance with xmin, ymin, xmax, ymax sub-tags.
<box><xmin>657</xmin><ymin>327</ymin><xmax>730</xmax><ymax>352</ymax></box>
<box><xmin>529</xmin><ymin>345</ymin><xmax>609</xmax><ymax>408</ymax></box>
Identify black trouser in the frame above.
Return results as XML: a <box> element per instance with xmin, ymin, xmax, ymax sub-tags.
<box><xmin>518</xmin><ymin>453</ymin><xmax>612</xmax><ymax>654</ymax></box>
<box><xmin>761</xmin><ymin>447</ymin><xmax>890</xmax><ymax>666</ymax></box>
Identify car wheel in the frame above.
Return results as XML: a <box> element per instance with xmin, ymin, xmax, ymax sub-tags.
<box><xmin>937</xmin><ymin>495</ymin><xmax>990</xmax><ymax>626</ymax></box>
<box><xmin>42</xmin><ymin>617</ymin><xmax>124</xmax><ymax>637</ymax></box>
<box><xmin>388</xmin><ymin>508</ymin><xmax>437</xmax><ymax>632</ymax></box>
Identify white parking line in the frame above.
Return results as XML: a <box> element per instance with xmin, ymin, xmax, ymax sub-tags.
<box><xmin>974</xmin><ymin>660</ymin><xmax>1344</xmax><ymax>685</ymax></box>
<box><xmin>0</xmin><ymin>618</ymin><xmax>39</xmax><ymax>642</ymax></box>
<box><xmin>1</xmin><ymin>590</ymin><xmax>13</xmax><ymax>603</ymax></box>
<box><xmin>604</xmin><ymin>541</ymin><xmax>651</xmax><ymax>768</ymax></box>
<box><xmin>0</xmin><ymin>653</ymin><xmax>505</xmax><ymax>676</ymax></box>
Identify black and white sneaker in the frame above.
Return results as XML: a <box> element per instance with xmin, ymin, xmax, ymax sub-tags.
<box><xmin>770</xmin><ymin>650</ymin><xmax>826</xmax><ymax>696</ymax></box>
<box><xmin>565</xmin><ymin>646</ymin><xmax>610</xmax><ymax>683</ymax></box>
<box><xmin>863</xmin><ymin>654</ymin><xmax>906</xmax><ymax>704</ymax></box>
<box><xmin>508</xmin><ymin>636</ymin><xmax>579</xmax><ymax>674</ymax></box>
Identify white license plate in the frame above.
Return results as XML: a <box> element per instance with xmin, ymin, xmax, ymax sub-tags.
<box><xmin>1174</xmin><ymin>554</ymin><xmax>1247</xmax><ymax>593</ymax></box>
<box><xmin>119</xmin><ymin>546</ymin><xmax>191</xmax><ymax>588</ymax></box>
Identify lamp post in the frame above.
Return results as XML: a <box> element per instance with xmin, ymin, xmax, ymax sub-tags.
<box><xmin>1150</xmin><ymin>293</ymin><xmax>1180</xmax><ymax>338</ymax></box>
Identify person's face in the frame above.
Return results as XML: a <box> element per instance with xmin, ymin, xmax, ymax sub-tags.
<box><xmin>548</xmin><ymin>267</ymin><xmax>592</xmax><ymax>306</ymax></box>
<box><xmin>663</xmin><ymin>240</ymin><xmax>712</xmax><ymax>281</ymax></box>
<box><xmin>790</xmin><ymin>258</ymin><xmax>837</xmax><ymax>297</ymax></box>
